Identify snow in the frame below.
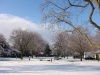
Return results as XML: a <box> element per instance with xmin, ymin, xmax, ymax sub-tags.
<box><xmin>0</xmin><ymin>57</ymin><xmax>100</xmax><ymax>75</ymax></box>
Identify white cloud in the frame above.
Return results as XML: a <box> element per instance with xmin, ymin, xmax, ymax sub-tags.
<box><xmin>0</xmin><ymin>14</ymin><xmax>54</xmax><ymax>45</ymax></box>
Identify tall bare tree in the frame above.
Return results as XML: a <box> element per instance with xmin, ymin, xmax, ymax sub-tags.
<box><xmin>69</xmin><ymin>26</ymin><xmax>93</xmax><ymax>61</ymax></box>
<box><xmin>53</xmin><ymin>31</ymin><xmax>70</xmax><ymax>58</ymax></box>
<box><xmin>10</xmin><ymin>29</ymin><xmax>46</xmax><ymax>59</ymax></box>
<box><xmin>27</xmin><ymin>32</ymin><xmax>46</xmax><ymax>57</ymax></box>
<box><xmin>41</xmin><ymin>0</ymin><xmax>100</xmax><ymax>48</ymax></box>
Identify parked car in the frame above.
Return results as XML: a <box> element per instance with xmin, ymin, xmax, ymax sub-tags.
<box><xmin>85</xmin><ymin>57</ymin><xmax>95</xmax><ymax>60</ymax></box>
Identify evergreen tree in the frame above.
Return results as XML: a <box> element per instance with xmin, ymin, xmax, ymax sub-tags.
<box><xmin>44</xmin><ymin>44</ymin><xmax>51</xmax><ymax>56</ymax></box>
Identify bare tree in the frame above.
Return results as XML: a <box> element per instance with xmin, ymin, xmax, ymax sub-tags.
<box><xmin>10</xmin><ymin>29</ymin><xmax>46</xmax><ymax>59</ymax></box>
<box><xmin>53</xmin><ymin>31</ymin><xmax>70</xmax><ymax>58</ymax></box>
<box><xmin>27</xmin><ymin>33</ymin><xmax>46</xmax><ymax>57</ymax></box>
<box><xmin>41</xmin><ymin>0</ymin><xmax>100</xmax><ymax>48</ymax></box>
<box><xmin>69</xmin><ymin>26</ymin><xmax>93</xmax><ymax>61</ymax></box>
<box><xmin>10</xmin><ymin>29</ymin><xmax>33</xmax><ymax>59</ymax></box>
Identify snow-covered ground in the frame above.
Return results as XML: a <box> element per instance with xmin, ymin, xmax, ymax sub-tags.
<box><xmin>0</xmin><ymin>57</ymin><xmax>100</xmax><ymax>75</ymax></box>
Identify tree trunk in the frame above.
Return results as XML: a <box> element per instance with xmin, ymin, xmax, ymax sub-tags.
<box><xmin>67</xmin><ymin>56</ymin><xmax>68</xmax><ymax>59</ymax></box>
<box><xmin>32</xmin><ymin>55</ymin><xmax>33</xmax><ymax>58</ymax></box>
<box><xmin>21</xmin><ymin>51</ymin><xmax>23</xmax><ymax>60</ymax></box>
<box><xmin>21</xmin><ymin>54</ymin><xmax>23</xmax><ymax>60</ymax></box>
<box><xmin>66</xmin><ymin>52</ymin><xmax>68</xmax><ymax>59</ymax></box>
<box><xmin>80</xmin><ymin>55</ymin><xmax>83</xmax><ymax>61</ymax></box>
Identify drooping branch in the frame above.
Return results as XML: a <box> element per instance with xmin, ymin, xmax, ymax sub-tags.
<box><xmin>42</xmin><ymin>0</ymin><xmax>100</xmax><ymax>48</ymax></box>
<box><xmin>58</xmin><ymin>18</ymin><xmax>100</xmax><ymax>48</ymax></box>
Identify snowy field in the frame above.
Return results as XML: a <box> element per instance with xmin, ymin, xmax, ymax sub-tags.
<box><xmin>0</xmin><ymin>57</ymin><xmax>100</xmax><ymax>75</ymax></box>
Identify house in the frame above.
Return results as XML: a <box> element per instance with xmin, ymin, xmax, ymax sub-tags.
<box><xmin>84</xmin><ymin>52</ymin><xmax>96</xmax><ymax>60</ymax></box>
<box><xmin>0</xmin><ymin>42</ymin><xmax>21</xmax><ymax>57</ymax></box>
<box><xmin>73</xmin><ymin>50</ymin><xmax>100</xmax><ymax>60</ymax></box>
<box><xmin>84</xmin><ymin>50</ymin><xmax>100</xmax><ymax>60</ymax></box>
<box><xmin>95</xmin><ymin>50</ymin><xmax>100</xmax><ymax>60</ymax></box>
<box><xmin>1</xmin><ymin>48</ymin><xmax>21</xmax><ymax>57</ymax></box>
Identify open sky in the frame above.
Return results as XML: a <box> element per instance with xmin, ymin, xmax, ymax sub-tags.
<box><xmin>0</xmin><ymin>0</ymin><xmax>44</xmax><ymax>24</ymax></box>
<box><xmin>0</xmin><ymin>0</ymin><xmax>100</xmax><ymax>44</ymax></box>
<box><xmin>0</xmin><ymin>0</ymin><xmax>55</xmax><ymax>44</ymax></box>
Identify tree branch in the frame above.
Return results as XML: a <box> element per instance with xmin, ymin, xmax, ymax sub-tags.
<box><xmin>68</xmin><ymin>0</ymin><xmax>89</xmax><ymax>8</ymax></box>
<box><xmin>84</xmin><ymin>0</ymin><xmax>100</xmax><ymax>29</ymax></box>
<box><xmin>49</xmin><ymin>1</ymin><xmax>64</xmax><ymax>10</ymax></box>
<box><xmin>89</xmin><ymin>1</ymin><xmax>100</xmax><ymax>30</ymax></box>
<box><xmin>58</xmin><ymin>18</ymin><xmax>100</xmax><ymax>48</ymax></box>
<box><xmin>67</xmin><ymin>0</ymin><xmax>100</xmax><ymax>30</ymax></box>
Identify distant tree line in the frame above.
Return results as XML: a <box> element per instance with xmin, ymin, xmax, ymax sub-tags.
<box><xmin>0</xmin><ymin>26</ymin><xmax>100</xmax><ymax>61</ymax></box>
<box><xmin>0</xmin><ymin>29</ymin><xmax>51</xmax><ymax>59</ymax></box>
<box><xmin>52</xmin><ymin>26</ymin><xmax>97</xmax><ymax>61</ymax></box>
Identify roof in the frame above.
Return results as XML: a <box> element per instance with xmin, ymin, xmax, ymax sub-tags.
<box><xmin>11</xmin><ymin>48</ymin><xmax>21</xmax><ymax>53</ymax></box>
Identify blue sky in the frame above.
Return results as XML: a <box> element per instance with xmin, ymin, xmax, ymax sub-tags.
<box><xmin>0</xmin><ymin>0</ymin><xmax>99</xmax><ymax>43</ymax></box>
<box><xmin>0</xmin><ymin>0</ymin><xmax>55</xmax><ymax>44</ymax></box>
<box><xmin>0</xmin><ymin>0</ymin><xmax>44</xmax><ymax>24</ymax></box>
<box><xmin>0</xmin><ymin>0</ymin><xmax>99</xmax><ymax>26</ymax></box>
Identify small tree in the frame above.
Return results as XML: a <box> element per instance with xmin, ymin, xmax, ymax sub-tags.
<box><xmin>44</xmin><ymin>44</ymin><xmax>51</xmax><ymax>56</ymax></box>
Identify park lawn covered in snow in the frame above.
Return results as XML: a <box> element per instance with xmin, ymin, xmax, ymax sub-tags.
<box><xmin>0</xmin><ymin>57</ymin><xmax>100</xmax><ymax>75</ymax></box>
